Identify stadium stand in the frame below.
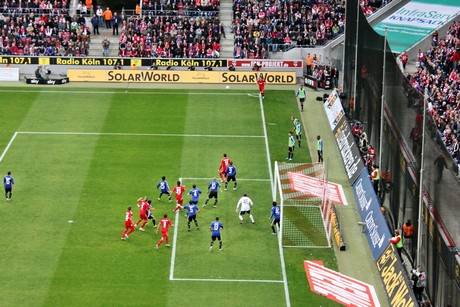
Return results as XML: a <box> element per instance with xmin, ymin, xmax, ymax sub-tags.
<box><xmin>118</xmin><ymin>14</ymin><xmax>223</xmax><ymax>58</ymax></box>
<box><xmin>0</xmin><ymin>0</ymin><xmax>93</xmax><ymax>57</ymax></box>
<box><xmin>0</xmin><ymin>0</ymin><xmax>69</xmax><ymax>16</ymax></box>
<box><xmin>232</xmin><ymin>0</ymin><xmax>345</xmax><ymax>58</ymax></box>
<box><xmin>408</xmin><ymin>21</ymin><xmax>460</xmax><ymax>169</ymax></box>
<box><xmin>0</xmin><ymin>0</ymin><xmax>396</xmax><ymax>59</ymax></box>
<box><xmin>230</xmin><ymin>0</ymin><xmax>392</xmax><ymax>58</ymax></box>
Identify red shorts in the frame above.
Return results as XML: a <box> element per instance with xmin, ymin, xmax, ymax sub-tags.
<box><xmin>125</xmin><ymin>221</ymin><xmax>134</xmax><ymax>229</ymax></box>
<box><xmin>139</xmin><ymin>209</ymin><xmax>147</xmax><ymax>219</ymax></box>
<box><xmin>161</xmin><ymin>230</ymin><xmax>169</xmax><ymax>237</ymax></box>
<box><xmin>176</xmin><ymin>197</ymin><xmax>183</xmax><ymax>205</ymax></box>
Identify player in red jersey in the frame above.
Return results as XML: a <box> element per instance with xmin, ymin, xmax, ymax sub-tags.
<box><xmin>171</xmin><ymin>180</ymin><xmax>185</xmax><ymax>213</ymax></box>
<box><xmin>218</xmin><ymin>153</ymin><xmax>231</xmax><ymax>182</ymax></box>
<box><xmin>121</xmin><ymin>206</ymin><xmax>135</xmax><ymax>240</ymax></box>
<box><xmin>155</xmin><ymin>214</ymin><xmax>174</xmax><ymax>249</ymax></box>
<box><xmin>134</xmin><ymin>196</ymin><xmax>154</xmax><ymax>231</ymax></box>
<box><xmin>257</xmin><ymin>75</ymin><xmax>265</xmax><ymax>99</ymax></box>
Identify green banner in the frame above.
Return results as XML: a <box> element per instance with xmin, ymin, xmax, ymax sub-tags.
<box><xmin>373</xmin><ymin>1</ymin><xmax>460</xmax><ymax>53</ymax></box>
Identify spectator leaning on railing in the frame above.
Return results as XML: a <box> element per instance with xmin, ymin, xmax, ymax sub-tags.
<box><xmin>141</xmin><ymin>0</ymin><xmax>219</xmax><ymax>17</ymax></box>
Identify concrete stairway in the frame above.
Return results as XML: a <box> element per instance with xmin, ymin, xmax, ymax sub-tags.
<box><xmin>87</xmin><ymin>18</ymin><xmax>119</xmax><ymax>57</ymax></box>
<box><xmin>219</xmin><ymin>0</ymin><xmax>234</xmax><ymax>59</ymax></box>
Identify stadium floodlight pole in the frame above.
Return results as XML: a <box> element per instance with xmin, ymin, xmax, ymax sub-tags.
<box><xmin>378</xmin><ymin>27</ymin><xmax>388</xmax><ymax>170</ymax></box>
<box><xmin>352</xmin><ymin>0</ymin><xmax>360</xmax><ymax>117</ymax></box>
<box><xmin>416</xmin><ymin>88</ymin><xmax>428</xmax><ymax>266</ymax></box>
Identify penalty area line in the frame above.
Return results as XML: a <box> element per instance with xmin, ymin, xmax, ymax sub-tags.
<box><xmin>171</xmin><ymin>277</ymin><xmax>283</xmax><ymax>283</ymax></box>
<box><xmin>169</xmin><ymin>178</ymin><xmax>182</xmax><ymax>280</ymax></box>
<box><xmin>0</xmin><ymin>132</ymin><xmax>18</xmax><ymax>163</ymax></box>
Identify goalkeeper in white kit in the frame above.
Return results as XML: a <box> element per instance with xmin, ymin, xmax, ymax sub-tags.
<box><xmin>236</xmin><ymin>193</ymin><xmax>255</xmax><ymax>224</ymax></box>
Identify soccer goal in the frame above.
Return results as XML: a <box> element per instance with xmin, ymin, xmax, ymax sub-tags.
<box><xmin>274</xmin><ymin>162</ymin><xmax>333</xmax><ymax>248</ymax></box>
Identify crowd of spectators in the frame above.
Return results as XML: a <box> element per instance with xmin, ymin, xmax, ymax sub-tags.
<box><xmin>231</xmin><ymin>0</ymin><xmax>345</xmax><ymax>58</ymax></box>
<box><xmin>117</xmin><ymin>14</ymin><xmax>224</xmax><ymax>58</ymax></box>
<box><xmin>0</xmin><ymin>0</ymin><xmax>395</xmax><ymax>59</ymax></box>
<box><xmin>0</xmin><ymin>12</ymin><xmax>91</xmax><ymax>56</ymax></box>
<box><xmin>0</xmin><ymin>0</ymin><xmax>69</xmax><ymax>16</ymax></box>
<box><xmin>112</xmin><ymin>0</ymin><xmax>392</xmax><ymax>60</ymax></box>
<box><xmin>231</xmin><ymin>0</ymin><xmax>394</xmax><ymax>58</ymax></box>
<box><xmin>408</xmin><ymin>22</ymin><xmax>460</xmax><ymax>164</ymax></box>
<box><xmin>0</xmin><ymin>0</ymin><xmax>94</xmax><ymax>56</ymax></box>
<box><xmin>360</xmin><ymin>0</ymin><xmax>391</xmax><ymax>17</ymax></box>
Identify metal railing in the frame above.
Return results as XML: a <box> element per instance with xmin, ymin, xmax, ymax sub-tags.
<box><xmin>122</xmin><ymin>8</ymin><xmax>219</xmax><ymax>18</ymax></box>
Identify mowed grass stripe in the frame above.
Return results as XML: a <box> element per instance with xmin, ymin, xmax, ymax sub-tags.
<box><xmin>0</xmin><ymin>134</ymin><xmax>108</xmax><ymax>306</ymax></box>
<box><xmin>2</xmin><ymin>90</ymin><xmax>112</xmax><ymax>306</ymax></box>
<box><xmin>16</xmin><ymin>90</ymin><xmax>114</xmax><ymax>133</ymax></box>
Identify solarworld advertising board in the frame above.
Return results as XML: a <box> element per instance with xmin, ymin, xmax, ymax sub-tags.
<box><xmin>67</xmin><ymin>70</ymin><xmax>296</xmax><ymax>84</ymax></box>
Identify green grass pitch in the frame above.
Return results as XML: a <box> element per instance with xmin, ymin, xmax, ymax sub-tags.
<box><xmin>0</xmin><ymin>87</ymin><xmax>338</xmax><ymax>306</ymax></box>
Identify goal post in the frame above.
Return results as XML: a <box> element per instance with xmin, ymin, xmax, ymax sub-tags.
<box><xmin>274</xmin><ymin>161</ymin><xmax>333</xmax><ymax>248</ymax></box>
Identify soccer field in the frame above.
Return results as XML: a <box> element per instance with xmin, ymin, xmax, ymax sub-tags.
<box><xmin>0</xmin><ymin>87</ymin><xmax>338</xmax><ymax>306</ymax></box>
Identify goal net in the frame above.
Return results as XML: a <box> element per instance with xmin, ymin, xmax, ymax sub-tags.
<box><xmin>274</xmin><ymin>162</ymin><xmax>333</xmax><ymax>248</ymax></box>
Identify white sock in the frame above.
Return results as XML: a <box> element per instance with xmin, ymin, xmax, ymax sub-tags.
<box><xmin>239</xmin><ymin>215</ymin><xmax>243</xmax><ymax>221</ymax></box>
<box><xmin>250</xmin><ymin>214</ymin><xmax>254</xmax><ymax>223</ymax></box>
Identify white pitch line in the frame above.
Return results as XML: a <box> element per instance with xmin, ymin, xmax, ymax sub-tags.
<box><xmin>0</xmin><ymin>132</ymin><xmax>18</xmax><ymax>163</ymax></box>
<box><xmin>181</xmin><ymin>177</ymin><xmax>270</xmax><ymax>182</ymax></box>
<box><xmin>17</xmin><ymin>131</ymin><xmax>264</xmax><ymax>138</ymax></box>
<box><xmin>259</xmin><ymin>96</ymin><xmax>291</xmax><ymax>307</ymax></box>
<box><xmin>172</xmin><ymin>278</ymin><xmax>284</xmax><ymax>283</ymax></box>
<box><xmin>169</xmin><ymin>178</ymin><xmax>181</xmax><ymax>281</ymax></box>
<box><xmin>0</xmin><ymin>89</ymin><xmax>254</xmax><ymax>96</ymax></box>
